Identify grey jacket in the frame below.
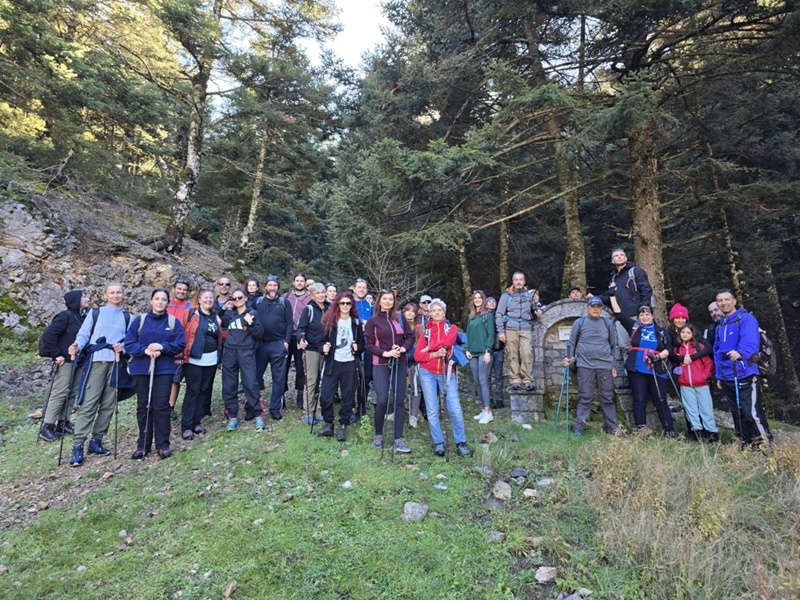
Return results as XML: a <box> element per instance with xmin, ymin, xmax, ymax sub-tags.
<box><xmin>567</xmin><ymin>315</ymin><xmax>617</xmax><ymax>369</ymax></box>
<box><xmin>495</xmin><ymin>289</ymin><xmax>534</xmax><ymax>334</ymax></box>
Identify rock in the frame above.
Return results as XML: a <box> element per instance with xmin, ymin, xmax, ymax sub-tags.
<box><xmin>563</xmin><ymin>594</ymin><xmax>582</xmax><ymax>600</ymax></box>
<box><xmin>536</xmin><ymin>477</ymin><xmax>555</xmax><ymax>488</ymax></box>
<box><xmin>252</xmin><ymin>518</ymin><xmax>264</xmax><ymax>526</ymax></box>
<box><xmin>483</xmin><ymin>432</ymin><xmax>499</xmax><ymax>444</ymax></box>
<box><xmin>340</xmin><ymin>449</ymin><xmax>349</xmax><ymax>457</ymax></box>
<box><xmin>76</xmin><ymin>565</ymin><xmax>87</xmax><ymax>572</ymax></box>
<box><xmin>0</xmin><ymin>565</ymin><xmax>7</xmax><ymax>575</ymax></box>
<box><xmin>487</xmin><ymin>531</ymin><xmax>506</xmax><ymax>543</ymax></box>
<box><xmin>577</xmin><ymin>588</ymin><xmax>593</xmax><ymax>598</ymax></box>
<box><xmin>522</xmin><ymin>424</ymin><xmax>533</xmax><ymax>430</ymax></box>
<box><xmin>530</xmin><ymin>536</ymin><xmax>546</xmax><ymax>547</ymax></box>
<box><xmin>534</xmin><ymin>566</ymin><xmax>557</xmax><ymax>583</ymax></box>
<box><xmin>222</xmin><ymin>579</ymin><xmax>238</xmax><ymax>598</ymax></box>
<box><xmin>125</xmin><ymin>536</ymin><xmax>133</xmax><ymax>545</ymax></box>
<box><xmin>523</xmin><ymin>488</ymin><xmax>538</xmax><ymax>499</ymax></box>
<box><xmin>473</xmin><ymin>465</ymin><xmax>493</xmax><ymax>476</ymax></box>
<box><xmin>509</xmin><ymin>468</ymin><xmax>527</xmax><ymax>478</ymax></box>
<box><xmin>341</xmin><ymin>481</ymin><xmax>352</xmax><ymax>489</ymax></box>
<box><xmin>118</xmin><ymin>530</ymin><xmax>127</xmax><ymax>538</ymax></box>
<box><xmin>492</xmin><ymin>480</ymin><xmax>512</xmax><ymax>501</ymax></box>
<box><xmin>102</xmin><ymin>471</ymin><xmax>114</xmax><ymax>480</ymax></box>
<box><xmin>36</xmin><ymin>501</ymin><xmax>49</xmax><ymax>510</ymax></box>
<box><xmin>436</xmin><ymin>473</ymin><xmax>446</xmax><ymax>480</ymax></box>
<box><xmin>402</xmin><ymin>502</ymin><xmax>429</xmax><ymax>522</ymax></box>
<box><xmin>281</xmin><ymin>493</ymin><xmax>293</xmax><ymax>502</ymax></box>
<box><xmin>433</xmin><ymin>484</ymin><xmax>447</xmax><ymax>491</ymax></box>
<box><xmin>509</xmin><ymin>433</ymin><xmax>520</xmax><ymax>442</ymax></box>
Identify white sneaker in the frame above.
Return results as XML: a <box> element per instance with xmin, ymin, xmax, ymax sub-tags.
<box><xmin>473</xmin><ymin>412</ymin><xmax>483</xmax><ymax>420</ymax></box>
<box><xmin>387</xmin><ymin>413</ymin><xmax>394</xmax><ymax>421</ymax></box>
<box><xmin>478</xmin><ymin>411</ymin><xmax>494</xmax><ymax>424</ymax></box>
<box><xmin>409</xmin><ymin>415</ymin><xmax>418</xmax><ymax>428</ymax></box>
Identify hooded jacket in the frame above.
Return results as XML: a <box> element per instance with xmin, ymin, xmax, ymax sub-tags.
<box><xmin>39</xmin><ymin>290</ymin><xmax>86</xmax><ymax>362</ymax></box>
<box><xmin>321</xmin><ymin>316</ymin><xmax>365</xmax><ymax>375</ymax></box>
<box><xmin>182</xmin><ymin>308</ymin><xmax>226</xmax><ymax>363</ymax></box>
<box><xmin>414</xmin><ymin>320</ymin><xmax>458</xmax><ymax>375</ymax></box>
<box><xmin>494</xmin><ymin>286</ymin><xmax>535</xmax><ymax>334</ymax></box>
<box><xmin>365</xmin><ymin>310</ymin><xmax>415</xmax><ymax>366</ymax></box>
<box><xmin>713</xmin><ymin>308</ymin><xmax>760</xmax><ymax>380</ymax></box>
<box><xmin>221</xmin><ymin>308</ymin><xmax>263</xmax><ymax>350</ymax></box>
<box><xmin>602</xmin><ymin>262</ymin><xmax>654</xmax><ymax>317</ymax></box>
<box><xmin>296</xmin><ymin>301</ymin><xmax>327</xmax><ymax>351</ymax></box>
<box><xmin>674</xmin><ymin>340</ymin><xmax>714</xmax><ymax>388</ymax></box>
<box><xmin>124</xmin><ymin>311</ymin><xmax>187</xmax><ymax>376</ymax></box>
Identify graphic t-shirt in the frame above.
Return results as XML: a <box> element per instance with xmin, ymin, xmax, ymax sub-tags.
<box><xmin>334</xmin><ymin>317</ymin><xmax>354</xmax><ymax>362</ymax></box>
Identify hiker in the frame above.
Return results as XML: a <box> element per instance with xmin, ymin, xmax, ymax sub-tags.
<box><xmin>315</xmin><ymin>291</ymin><xmax>365</xmax><ymax>441</ymax></box>
<box><xmin>494</xmin><ymin>272</ymin><xmax>540</xmax><ymax>390</ymax></box>
<box><xmin>38</xmin><ymin>289</ymin><xmax>90</xmax><ymax>441</ymax></box>
<box><xmin>562</xmin><ymin>297</ymin><xmax>620</xmax><ymax>436</ymax></box>
<box><xmin>704</xmin><ymin>301</ymin><xmax>723</xmax><ymax>349</ymax></box>
<box><xmin>609</xmin><ymin>287</ymin><xmax>677</xmax><ymax>438</ymax></box>
<box><xmin>598</xmin><ymin>248</ymin><xmax>655</xmax><ymax>318</ymax></box>
<box><xmin>124</xmin><ymin>288</ymin><xmax>186</xmax><ymax>459</ymax></box>
<box><xmin>297</xmin><ymin>283</ymin><xmax>327</xmax><ymax>425</ymax></box>
<box><xmin>166</xmin><ymin>278</ymin><xmax>192</xmax><ymax>420</ymax></box>
<box><xmin>180</xmin><ymin>287</ymin><xmax>225</xmax><ymax>439</ymax></box>
<box><xmin>414</xmin><ymin>298</ymin><xmax>471</xmax><ymax>457</ymax></box>
<box><xmin>244</xmin><ymin>278</ymin><xmax>262</xmax><ymax>309</ymax></box>
<box><xmin>713</xmin><ymin>289</ymin><xmax>772</xmax><ymax>447</ymax></box>
<box><xmin>485</xmin><ymin>296</ymin><xmax>505</xmax><ymax>409</ymax></box>
<box><xmin>67</xmin><ymin>283</ymin><xmax>129</xmax><ymax>466</ymax></box>
<box><xmin>417</xmin><ymin>294</ymin><xmax>432</xmax><ymax>327</ymax></box>
<box><xmin>214</xmin><ymin>276</ymin><xmax>233</xmax><ymax>317</ymax></box>
<box><xmin>465</xmin><ymin>290</ymin><xmax>495</xmax><ymax>424</ymax></box>
<box><xmin>667</xmin><ymin>303</ymin><xmax>690</xmax><ymax>345</ymax></box>
<box><xmin>325</xmin><ymin>282</ymin><xmax>338</xmax><ymax>304</ymax></box>
<box><xmin>254</xmin><ymin>275</ymin><xmax>292</xmax><ymax>421</ymax></box>
<box><xmin>221</xmin><ymin>289</ymin><xmax>264</xmax><ymax>430</ymax></box>
<box><xmin>567</xmin><ymin>286</ymin><xmax>583</xmax><ymax>300</ymax></box>
<box><xmin>284</xmin><ymin>273</ymin><xmax>312</xmax><ymax>407</ymax></box>
<box><xmin>365</xmin><ymin>290</ymin><xmax>415</xmax><ymax>453</ymax></box>
<box><xmin>402</xmin><ymin>302</ymin><xmax>424</xmax><ymax>428</ymax></box>
<box><xmin>671</xmin><ymin>324</ymin><xmax>719</xmax><ymax>442</ymax></box>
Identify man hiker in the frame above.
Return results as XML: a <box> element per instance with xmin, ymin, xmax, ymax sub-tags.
<box><xmin>167</xmin><ymin>278</ymin><xmax>192</xmax><ymax>420</ymax></box>
<box><xmin>563</xmin><ymin>296</ymin><xmax>619</xmax><ymax>436</ymax></box>
<box><xmin>598</xmin><ymin>248</ymin><xmax>655</xmax><ymax>318</ymax></box>
<box><xmin>704</xmin><ymin>301</ymin><xmax>722</xmax><ymax>349</ymax></box>
<box><xmin>38</xmin><ymin>290</ymin><xmax>90</xmax><ymax>441</ymax></box>
<box><xmin>713</xmin><ymin>288</ymin><xmax>772</xmax><ymax>448</ymax></box>
<box><xmin>67</xmin><ymin>284</ymin><xmax>129</xmax><ymax>467</ymax></box>
<box><xmin>214</xmin><ymin>276</ymin><xmax>233</xmax><ymax>317</ymax></box>
<box><xmin>495</xmin><ymin>271</ymin><xmax>541</xmax><ymax>390</ymax></box>
<box><xmin>284</xmin><ymin>273</ymin><xmax>312</xmax><ymax>406</ymax></box>
<box><xmin>255</xmin><ymin>275</ymin><xmax>293</xmax><ymax>420</ymax></box>
<box><xmin>353</xmin><ymin>278</ymin><xmax>375</xmax><ymax>400</ymax></box>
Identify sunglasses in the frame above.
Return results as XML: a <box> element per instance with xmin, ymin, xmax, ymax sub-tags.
<box><xmin>339</xmin><ymin>301</ymin><xmax>352</xmax><ymax>306</ymax></box>
<box><xmin>420</xmin><ymin>300</ymin><xmax>431</xmax><ymax>304</ymax></box>
<box><xmin>218</xmin><ymin>282</ymin><xmax>231</xmax><ymax>287</ymax></box>
<box><xmin>232</xmin><ymin>295</ymin><xmax>245</xmax><ymax>301</ymax></box>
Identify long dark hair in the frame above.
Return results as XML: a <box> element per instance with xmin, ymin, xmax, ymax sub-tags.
<box><xmin>375</xmin><ymin>290</ymin><xmax>401</xmax><ymax>323</ymax></box>
<box><xmin>468</xmin><ymin>290</ymin><xmax>488</xmax><ymax>320</ymax></box>
<box><xmin>322</xmin><ymin>291</ymin><xmax>357</xmax><ymax>334</ymax></box>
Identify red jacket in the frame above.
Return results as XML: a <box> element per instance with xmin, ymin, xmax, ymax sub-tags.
<box><xmin>414</xmin><ymin>320</ymin><xmax>458</xmax><ymax>375</ymax></box>
<box><xmin>182</xmin><ymin>309</ymin><xmax>227</xmax><ymax>362</ymax></box>
<box><xmin>675</xmin><ymin>341</ymin><xmax>713</xmax><ymax>388</ymax></box>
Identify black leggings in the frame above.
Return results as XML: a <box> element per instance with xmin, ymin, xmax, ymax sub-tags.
<box><xmin>373</xmin><ymin>362</ymin><xmax>407</xmax><ymax>439</ymax></box>
<box><xmin>628</xmin><ymin>370</ymin><xmax>673</xmax><ymax>431</ymax></box>
<box><xmin>320</xmin><ymin>360</ymin><xmax>357</xmax><ymax>425</ymax></box>
<box><xmin>135</xmin><ymin>374</ymin><xmax>172</xmax><ymax>451</ymax></box>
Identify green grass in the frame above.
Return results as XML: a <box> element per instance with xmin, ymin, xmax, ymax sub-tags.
<box><xmin>1</xmin><ymin>373</ymin><xmax>798</xmax><ymax>599</ymax></box>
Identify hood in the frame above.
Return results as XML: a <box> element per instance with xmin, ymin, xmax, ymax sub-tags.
<box><xmin>719</xmin><ymin>307</ymin><xmax>748</xmax><ymax>325</ymax></box>
<box><xmin>64</xmin><ymin>290</ymin><xmax>84</xmax><ymax>313</ymax></box>
<box><xmin>506</xmin><ymin>285</ymin><xmax>529</xmax><ymax>295</ymax></box>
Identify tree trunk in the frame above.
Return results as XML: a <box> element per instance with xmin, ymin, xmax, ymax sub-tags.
<box><xmin>720</xmin><ymin>208</ymin><xmax>746</xmax><ymax>299</ymax></box>
<box><xmin>236</xmin><ymin>129</ymin><xmax>268</xmax><ymax>279</ymax></box>
<box><xmin>458</xmin><ymin>239</ymin><xmax>473</xmax><ymax>326</ymax></box>
<box><xmin>499</xmin><ymin>213</ymin><xmax>509</xmax><ymax>291</ymax></box>
<box><xmin>762</xmin><ymin>264</ymin><xmax>800</xmax><ymax>419</ymax></box>
<box><xmin>629</xmin><ymin>121</ymin><xmax>666</xmax><ymax>322</ymax></box>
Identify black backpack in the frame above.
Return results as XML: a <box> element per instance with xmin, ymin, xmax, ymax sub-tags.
<box><xmin>735</xmin><ymin>313</ymin><xmax>777</xmax><ymax>378</ymax></box>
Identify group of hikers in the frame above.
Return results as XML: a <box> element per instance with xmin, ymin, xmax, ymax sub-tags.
<box><xmin>35</xmin><ymin>247</ymin><xmax>772</xmax><ymax>468</ymax></box>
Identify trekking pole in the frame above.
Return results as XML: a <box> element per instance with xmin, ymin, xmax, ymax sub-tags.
<box><xmin>565</xmin><ymin>362</ymin><xmax>571</xmax><ymax>440</ymax></box>
<box><xmin>390</xmin><ymin>358</ymin><xmax>400</xmax><ymax>464</ymax></box>
<box><xmin>113</xmin><ymin>352</ymin><xmax>120</xmax><ymax>459</ymax></box>
<box><xmin>441</xmin><ymin>357</ymin><xmax>450</xmax><ymax>463</ymax></box>
<box><xmin>381</xmin><ymin>358</ymin><xmax>395</xmax><ymax>461</ymax></box>
<box><xmin>57</xmin><ymin>359</ymin><xmax>79</xmax><ymax>466</ymax></box>
<box><xmin>311</xmin><ymin>355</ymin><xmax>324</xmax><ymax>434</ymax></box>
<box><xmin>553</xmin><ymin>364</ymin><xmax>569</xmax><ymax>435</ymax></box>
<box><xmin>302</xmin><ymin>348</ymin><xmax>312</xmax><ymax>432</ymax></box>
<box><xmin>37</xmin><ymin>362</ymin><xmax>59</xmax><ymax>443</ymax></box>
<box><xmin>733</xmin><ymin>359</ymin><xmax>742</xmax><ymax>444</ymax></box>
<box><xmin>143</xmin><ymin>355</ymin><xmax>156</xmax><ymax>459</ymax></box>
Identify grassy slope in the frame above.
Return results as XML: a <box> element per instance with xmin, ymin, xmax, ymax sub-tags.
<box><xmin>1</xmin><ymin>359</ymin><xmax>799</xmax><ymax>600</ymax></box>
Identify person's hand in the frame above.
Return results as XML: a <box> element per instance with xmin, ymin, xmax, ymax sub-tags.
<box><xmin>434</xmin><ymin>348</ymin><xmax>448</xmax><ymax>358</ymax></box>
<box><xmin>146</xmin><ymin>343</ymin><xmax>163</xmax><ymax>353</ymax></box>
<box><xmin>243</xmin><ymin>313</ymin><xmax>254</xmax><ymax>325</ymax></box>
<box><xmin>683</xmin><ymin>355</ymin><xmax>693</xmax><ymax>365</ymax></box>
<box><xmin>383</xmin><ymin>348</ymin><xmax>402</xmax><ymax>359</ymax></box>
<box><xmin>612</xmin><ymin>366</ymin><xmax>617</xmax><ymax>378</ymax></box>
<box><xmin>727</xmin><ymin>350</ymin><xmax>742</xmax><ymax>362</ymax></box>
<box><xmin>112</xmin><ymin>343</ymin><xmax>124</xmax><ymax>354</ymax></box>
<box><xmin>586</xmin><ymin>293</ymin><xmax>594</xmax><ymax>299</ymax></box>
<box><xmin>283</xmin><ymin>341</ymin><xmax>289</xmax><ymax>351</ymax></box>
<box><xmin>351</xmin><ymin>342</ymin><xmax>358</xmax><ymax>354</ymax></box>
<box><xmin>483</xmin><ymin>351</ymin><xmax>491</xmax><ymax>365</ymax></box>
<box><xmin>535</xmin><ymin>309</ymin><xmax>543</xmax><ymax>319</ymax></box>
<box><xmin>608</xmin><ymin>282</ymin><xmax>616</xmax><ymax>296</ymax></box>
<box><xmin>322</xmin><ymin>342</ymin><xmax>331</xmax><ymax>355</ymax></box>
<box><xmin>68</xmin><ymin>343</ymin><xmax>78</xmax><ymax>358</ymax></box>
<box><xmin>563</xmin><ymin>357</ymin><xmax>572</xmax><ymax>367</ymax></box>
<box><xmin>145</xmin><ymin>348</ymin><xmax>161</xmax><ymax>358</ymax></box>
<box><xmin>497</xmin><ymin>334</ymin><xmax>506</xmax><ymax>343</ymax></box>
<box><xmin>299</xmin><ymin>338</ymin><xmax>308</xmax><ymax>350</ymax></box>
<box><xmin>717</xmin><ymin>380</ymin><xmax>722</xmax><ymax>389</ymax></box>
<box><xmin>55</xmin><ymin>356</ymin><xmax>65</xmax><ymax>366</ymax></box>
<box><xmin>465</xmin><ymin>351</ymin><xmax>473</xmax><ymax>360</ymax></box>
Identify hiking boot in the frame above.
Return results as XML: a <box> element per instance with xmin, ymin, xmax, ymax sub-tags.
<box><xmin>525</xmin><ymin>383</ymin><xmax>536</xmax><ymax>391</ymax></box>
<box><xmin>39</xmin><ymin>424</ymin><xmax>60</xmax><ymax>442</ymax></box>
<box><xmin>131</xmin><ymin>448</ymin><xmax>145</xmax><ymax>460</ymax></box>
<box><xmin>270</xmin><ymin>411</ymin><xmax>283</xmax><ymax>421</ymax></box>
<box><xmin>665</xmin><ymin>430</ymin><xmax>678</xmax><ymax>441</ymax></box>
<box><xmin>70</xmin><ymin>442</ymin><xmax>84</xmax><ymax>467</ymax></box>
<box><xmin>508</xmin><ymin>383</ymin><xmax>522</xmax><ymax>391</ymax></box>
<box><xmin>337</xmin><ymin>424</ymin><xmax>347</xmax><ymax>442</ymax></box>
<box><xmin>434</xmin><ymin>443</ymin><xmax>445</xmax><ymax>457</ymax></box>
<box><xmin>57</xmin><ymin>420</ymin><xmax>74</xmax><ymax>435</ymax></box>
<box><xmin>572</xmin><ymin>425</ymin><xmax>584</xmax><ymax>438</ymax></box>
<box><xmin>393</xmin><ymin>438</ymin><xmax>411</xmax><ymax>453</ymax></box>
<box><xmin>182</xmin><ymin>430</ymin><xmax>194</xmax><ymax>441</ymax></box>
<box><xmin>707</xmin><ymin>431</ymin><xmax>720</xmax><ymax>443</ymax></box>
<box><xmin>372</xmin><ymin>435</ymin><xmax>383</xmax><ymax>449</ymax></box>
<box><xmin>315</xmin><ymin>423</ymin><xmax>334</xmax><ymax>437</ymax></box>
<box><xmin>88</xmin><ymin>437</ymin><xmax>111</xmax><ymax>455</ymax></box>
<box><xmin>193</xmin><ymin>424</ymin><xmax>206</xmax><ymax>434</ymax></box>
<box><xmin>408</xmin><ymin>415</ymin><xmax>418</xmax><ymax>428</ymax></box>
<box><xmin>478</xmin><ymin>411</ymin><xmax>494</xmax><ymax>425</ymax></box>
<box><xmin>255</xmin><ymin>416</ymin><xmax>266</xmax><ymax>430</ymax></box>
<box><xmin>244</xmin><ymin>410</ymin><xmax>255</xmax><ymax>421</ymax></box>
<box><xmin>456</xmin><ymin>442</ymin><xmax>471</xmax><ymax>457</ymax></box>
<box><xmin>158</xmin><ymin>448</ymin><xmax>172</xmax><ymax>460</ymax></box>
<box><xmin>495</xmin><ymin>400</ymin><xmax>505</xmax><ymax>409</ymax></box>
<box><xmin>226</xmin><ymin>418</ymin><xmax>239</xmax><ymax>431</ymax></box>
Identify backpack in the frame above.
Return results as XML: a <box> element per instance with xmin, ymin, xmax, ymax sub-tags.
<box><xmin>734</xmin><ymin>313</ymin><xmax>777</xmax><ymax>378</ymax></box>
<box><xmin>138</xmin><ymin>312</ymin><xmax>176</xmax><ymax>336</ymax></box>
<box><xmin>612</xmin><ymin>266</ymin><xmax>638</xmax><ymax>292</ymax></box>
<box><xmin>572</xmin><ymin>316</ymin><xmax>615</xmax><ymax>351</ymax></box>
<box><xmin>89</xmin><ymin>307</ymin><xmax>132</xmax><ymax>340</ymax></box>
<box><xmin>254</xmin><ymin>296</ymin><xmax>285</xmax><ymax>307</ymax></box>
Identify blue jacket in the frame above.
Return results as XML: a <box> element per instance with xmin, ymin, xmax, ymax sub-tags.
<box><xmin>713</xmin><ymin>308</ymin><xmax>760</xmax><ymax>380</ymax></box>
<box><xmin>124</xmin><ymin>311</ymin><xmax>187</xmax><ymax>376</ymax></box>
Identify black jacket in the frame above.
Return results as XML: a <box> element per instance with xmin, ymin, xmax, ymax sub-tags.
<box><xmin>321</xmin><ymin>316</ymin><xmax>365</xmax><ymax>375</ymax></box>
<box><xmin>602</xmin><ymin>262</ymin><xmax>654</xmax><ymax>317</ymax></box>
<box><xmin>253</xmin><ymin>295</ymin><xmax>292</xmax><ymax>344</ymax></box>
<box><xmin>297</xmin><ymin>302</ymin><xmax>327</xmax><ymax>351</ymax></box>
<box><xmin>39</xmin><ymin>290</ymin><xmax>85</xmax><ymax>362</ymax></box>
<box><xmin>221</xmin><ymin>308</ymin><xmax>263</xmax><ymax>350</ymax></box>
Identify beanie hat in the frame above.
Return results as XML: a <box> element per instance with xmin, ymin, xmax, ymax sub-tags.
<box><xmin>669</xmin><ymin>303</ymin><xmax>689</xmax><ymax>321</ymax></box>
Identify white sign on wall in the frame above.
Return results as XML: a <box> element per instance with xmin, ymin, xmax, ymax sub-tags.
<box><xmin>558</xmin><ymin>326</ymin><xmax>572</xmax><ymax>341</ymax></box>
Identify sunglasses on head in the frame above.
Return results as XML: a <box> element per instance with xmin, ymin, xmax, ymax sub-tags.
<box><xmin>266</xmin><ymin>274</ymin><xmax>279</xmax><ymax>283</ymax></box>
<box><xmin>176</xmin><ymin>279</ymin><xmax>190</xmax><ymax>286</ymax></box>
<box><xmin>356</xmin><ymin>278</ymin><xmax>367</xmax><ymax>284</ymax></box>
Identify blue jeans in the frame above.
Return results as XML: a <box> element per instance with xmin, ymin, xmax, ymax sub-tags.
<box><xmin>419</xmin><ymin>368</ymin><xmax>466</xmax><ymax>445</ymax></box>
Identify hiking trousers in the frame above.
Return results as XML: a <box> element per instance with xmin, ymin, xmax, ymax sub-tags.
<box><xmin>302</xmin><ymin>350</ymin><xmax>323</xmax><ymax>422</ymax></box>
<box><xmin>505</xmin><ymin>329</ymin><xmax>534</xmax><ymax>384</ymax></box>
<box><xmin>73</xmin><ymin>361</ymin><xmax>116</xmax><ymax>443</ymax></box>
<box><xmin>182</xmin><ymin>363</ymin><xmax>216</xmax><ymax>430</ymax></box>
<box><xmin>469</xmin><ymin>356</ymin><xmax>492</xmax><ymax>409</ymax></box>
<box><xmin>574</xmin><ymin>367</ymin><xmax>618</xmax><ymax>433</ymax></box>
<box><xmin>44</xmin><ymin>362</ymin><xmax>82</xmax><ymax>424</ymax></box>
<box><xmin>257</xmin><ymin>340</ymin><xmax>288</xmax><ymax>415</ymax></box>
<box><xmin>720</xmin><ymin>376</ymin><xmax>770</xmax><ymax>445</ymax></box>
<box><xmin>628</xmin><ymin>370</ymin><xmax>673</xmax><ymax>432</ymax></box>
<box><xmin>134</xmin><ymin>374</ymin><xmax>171</xmax><ymax>452</ymax></box>
<box><xmin>222</xmin><ymin>347</ymin><xmax>262</xmax><ymax>419</ymax></box>
<box><xmin>419</xmin><ymin>368</ymin><xmax>467</xmax><ymax>445</ymax></box>
<box><xmin>680</xmin><ymin>385</ymin><xmax>718</xmax><ymax>433</ymax></box>
<box><xmin>320</xmin><ymin>360</ymin><xmax>357</xmax><ymax>425</ymax></box>
<box><xmin>373</xmin><ymin>362</ymin><xmax>407</xmax><ymax>440</ymax></box>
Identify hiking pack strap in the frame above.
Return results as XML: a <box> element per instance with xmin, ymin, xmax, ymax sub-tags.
<box><xmin>137</xmin><ymin>313</ymin><xmax>176</xmax><ymax>336</ymax></box>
